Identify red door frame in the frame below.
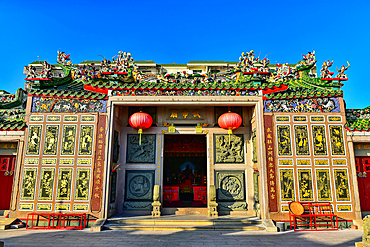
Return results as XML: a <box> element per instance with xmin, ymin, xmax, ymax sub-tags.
<box><xmin>0</xmin><ymin>155</ymin><xmax>16</xmax><ymax>210</ymax></box>
<box><xmin>355</xmin><ymin>156</ymin><xmax>370</xmax><ymax>211</ymax></box>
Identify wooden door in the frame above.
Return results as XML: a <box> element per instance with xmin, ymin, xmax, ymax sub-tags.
<box><xmin>356</xmin><ymin>157</ymin><xmax>370</xmax><ymax>211</ymax></box>
<box><xmin>0</xmin><ymin>155</ymin><xmax>16</xmax><ymax>209</ymax></box>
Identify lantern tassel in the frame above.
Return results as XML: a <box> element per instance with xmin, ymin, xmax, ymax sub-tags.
<box><xmin>228</xmin><ymin>129</ymin><xmax>232</xmax><ymax>145</ymax></box>
<box><xmin>138</xmin><ymin>129</ymin><xmax>143</xmax><ymax>145</ymax></box>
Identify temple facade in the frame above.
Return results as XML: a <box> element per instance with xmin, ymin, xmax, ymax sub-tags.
<box><xmin>1</xmin><ymin>50</ymin><xmax>365</xmax><ymax>225</ymax></box>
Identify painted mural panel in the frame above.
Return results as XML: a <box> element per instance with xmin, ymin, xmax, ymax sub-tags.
<box><xmin>277</xmin><ymin>125</ymin><xmax>292</xmax><ymax>156</ymax></box>
<box><xmin>298</xmin><ymin>169</ymin><xmax>313</xmax><ymax>201</ymax></box>
<box><xmin>312</xmin><ymin>125</ymin><xmax>328</xmax><ymax>156</ymax></box>
<box><xmin>294</xmin><ymin>125</ymin><xmax>310</xmax><ymax>156</ymax></box>
<box><xmin>43</xmin><ymin>125</ymin><xmax>59</xmax><ymax>155</ymax></box>
<box><xmin>316</xmin><ymin>169</ymin><xmax>332</xmax><ymax>201</ymax></box>
<box><xmin>334</xmin><ymin>169</ymin><xmax>350</xmax><ymax>201</ymax></box>
<box><xmin>20</xmin><ymin>168</ymin><xmax>37</xmax><ymax>200</ymax></box>
<box><xmin>61</xmin><ymin>125</ymin><xmax>77</xmax><ymax>155</ymax></box>
<box><xmin>279</xmin><ymin>169</ymin><xmax>295</xmax><ymax>201</ymax></box>
<box><xmin>215</xmin><ymin>134</ymin><xmax>244</xmax><ymax>163</ymax></box>
<box><xmin>31</xmin><ymin>96</ymin><xmax>107</xmax><ymax>113</ymax></box>
<box><xmin>74</xmin><ymin>168</ymin><xmax>90</xmax><ymax>201</ymax></box>
<box><xmin>56</xmin><ymin>168</ymin><xmax>73</xmax><ymax>200</ymax></box>
<box><xmin>26</xmin><ymin>125</ymin><xmax>42</xmax><ymax>155</ymax></box>
<box><xmin>329</xmin><ymin>125</ymin><xmax>345</xmax><ymax>155</ymax></box>
<box><xmin>38</xmin><ymin>168</ymin><xmax>55</xmax><ymax>200</ymax></box>
<box><xmin>78</xmin><ymin>125</ymin><xmax>94</xmax><ymax>155</ymax></box>
<box><xmin>127</xmin><ymin>134</ymin><xmax>155</xmax><ymax>163</ymax></box>
<box><xmin>264</xmin><ymin>97</ymin><xmax>340</xmax><ymax>113</ymax></box>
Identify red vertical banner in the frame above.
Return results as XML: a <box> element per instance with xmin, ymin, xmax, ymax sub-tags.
<box><xmin>264</xmin><ymin>115</ymin><xmax>278</xmax><ymax>212</ymax></box>
<box><xmin>91</xmin><ymin>115</ymin><xmax>107</xmax><ymax>212</ymax></box>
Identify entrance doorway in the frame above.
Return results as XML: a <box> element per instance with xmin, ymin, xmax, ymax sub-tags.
<box><xmin>0</xmin><ymin>155</ymin><xmax>16</xmax><ymax>210</ymax></box>
<box><xmin>163</xmin><ymin>135</ymin><xmax>207</xmax><ymax>207</ymax></box>
<box><xmin>356</xmin><ymin>157</ymin><xmax>370</xmax><ymax>212</ymax></box>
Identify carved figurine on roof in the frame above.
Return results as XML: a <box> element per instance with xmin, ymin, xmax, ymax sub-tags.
<box><xmin>25</xmin><ymin>65</ymin><xmax>37</xmax><ymax>79</ymax></box>
<box><xmin>57</xmin><ymin>50</ymin><xmax>72</xmax><ymax>65</ymax></box>
<box><xmin>336</xmin><ymin>62</ymin><xmax>350</xmax><ymax>79</ymax></box>
<box><xmin>320</xmin><ymin>60</ymin><xmax>333</xmax><ymax>78</ymax></box>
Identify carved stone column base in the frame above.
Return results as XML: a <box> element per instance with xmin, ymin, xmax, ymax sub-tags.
<box><xmin>208</xmin><ymin>202</ymin><xmax>218</xmax><ymax>217</ymax></box>
<box><xmin>152</xmin><ymin>202</ymin><xmax>161</xmax><ymax>217</ymax></box>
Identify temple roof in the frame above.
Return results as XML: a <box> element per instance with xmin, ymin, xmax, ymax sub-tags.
<box><xmin>0</xmin><ymin>90</ymin><xmax>26</xmax><ymax>131</ymax></box>
<box><xmin>346</xmin><ymin>107</ymin><xmax>370</xmax><ymax>131</ymax></box>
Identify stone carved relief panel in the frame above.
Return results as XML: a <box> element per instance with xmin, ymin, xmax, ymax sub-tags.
<box><xmin>216</xmin><ymin>171</ymin><xmax>247</xmax><ymax>211</ymax></box>
<box><xmin>126</xmin><ymin>134</ymin><xmax>155</xmax><ymax>163</ymax></box>
<box><xmin>214</xmin><ymin>134</ymin><xmax>244</xmax><ymax>163</ymax></box>
<box><xmin>123</xmin><ymin>170</ymin><xmax>154</xmax><ymax>210</ymax></box>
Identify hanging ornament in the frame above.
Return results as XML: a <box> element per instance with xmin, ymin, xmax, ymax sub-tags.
<box><xmin>218</xmin><ymin>111</ymin><xmax>242</xmax><ymax>144</ymax></box>
<box><xmin>129</xmin><ymin>111</ymin><xmax>153</xmax><ymax>145</ymax></box>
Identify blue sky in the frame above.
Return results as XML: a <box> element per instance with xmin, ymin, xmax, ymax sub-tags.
<box><xmin>0</xmin><ymin>0</ymin><xmax>369</xmax><ymax>109</ymax></box>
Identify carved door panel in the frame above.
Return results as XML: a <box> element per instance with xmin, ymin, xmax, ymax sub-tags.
<box><xmin>356</xmin><ymin>157</ymin><xmax>370</xmax><ymax>211</ymax></box>
<box><xmin>0</xmin><ymin>155</ymin><xmax>16</xmax><ymax>209</ymax></box>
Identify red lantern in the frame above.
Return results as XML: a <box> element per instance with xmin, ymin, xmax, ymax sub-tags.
<box><xmin>129</xmin><ymin>111</ymin><xmax>153</xmax><ymax>145</ymax></box>
<box><xmin>218</xmin><ymin>112</ymin><xmax>242</xmax><ymax>144</ymax></box>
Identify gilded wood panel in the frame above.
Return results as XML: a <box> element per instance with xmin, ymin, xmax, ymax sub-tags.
<box><xmin>20</xmin><ymin>168</ymin><xmax>37</xmax><ymax>200</ymax></box>
<box><xmin>298</xmin><ymin>169</ymin><xmax>313</xmax><ymax>201</ymax></box>
<box><xmin>38</xmin><ymin>168</ymin><xmax>55</xmax><ymax>200</ymax></box>
<box><xmin>74</xmin><ymin>168</ymin><xmax>91</xmax><ymax>201</ymax></box>
<box><xmin>279</xmin><ymin>169</ymin><xmax>295</xmax><ymax>201</ymax></box>
<box><xmin>26</xmin><ymin>125</ymin><xmax>42</xmax><ymax>155</ymax></box>
<box><xmin>61</xmin><ymin>125</ymin><xmax>77</xmax><ymax>155</ymax></box>
<box><xmin>329</xmin><ymin>125</ymin><xmax>345</xmax><ymax>155</ymax></box>
<box><xmin>294</xmin><ymin>125</ymin><xmax>310</xmax><ymax>156</ymax></box>
<box><xmin>316</xmin><ymin>169</ymin><xmax>332</xmax><ymax>201</ymax></box>
<box><xmin>276</xmin><ymin>125</ymin><xmax>292</xmax><ymax>156</ymax></box>
<box><xmin>312</xmin><ymin>125</ymin><xmax>328</xmax><ymax>156</ymax></box>
<box><xmin>78</xmin><ymin>125</ymin><xmax>94</xmax><ymax>155</ymax></box>
<box><xmin>56</xmin><ymin>168</ymin><xmax>73</xmax><ymax>200</ymax></box>
<box><xmin>43</xmin><ymin>125</ymin><xmax>59</xmax><ymax>155</ymax></box>
<box><xmin>334</xmin><ymin>169</ymin><xmax>350</xmax><ymax>201</ymax></box>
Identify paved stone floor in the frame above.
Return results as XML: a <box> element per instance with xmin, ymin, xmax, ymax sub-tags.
<box><xmin>0</xmin><ymin>228</ymin><xmax>363</xmax><ymax>247</ymax></box>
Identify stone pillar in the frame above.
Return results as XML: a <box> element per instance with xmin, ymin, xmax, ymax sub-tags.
<box><xmin>152</xmin><ymin>185</ymin><xmax>161</xmax><ymax>217</ymax></box>
<box><xmin>347</xmin><ymin>137</ymin><xmax>363</xmax><ymax>221</ymax></box>
<box><xmin>207</xmin><ymin>185</ymin><xmax>218</xmax><ymax>217</ymax></box>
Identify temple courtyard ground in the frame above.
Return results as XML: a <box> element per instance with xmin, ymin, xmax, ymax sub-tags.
<box><xmin>0</xmin><ymin>228</ymin><xmax>363</xmax><ymax>246</ymax></box>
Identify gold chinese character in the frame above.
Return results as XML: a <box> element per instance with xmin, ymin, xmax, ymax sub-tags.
<box><xmin>98</xmin><ymin>134</ymin><xmax>103</xmax><ymax>138</ymax></box>
<box><xmin>94</xmin><ymin>193</ymin><xmax>100</xmax><ymax>198</ymax></box>
<box><xmin>98</xmin><ymin>150</ymin><xmax>102</xmax><ymax>155</ymax></box>
<box><xmin>3</xmin><ymin>144</ymin><xmax>8</xmax><ymax>149</ymax></box>
<box><xmin>270</xmin><ymin>180</ymin><xmax>275</xmax><ymax>186</ymax></box>
<box><xmin>170</xmin><ymin>109</ymin><xmax>178</xmax><ymax>118</ymax></box>
<box><xmin>267</xmin><ymin>140</ymin><xmax>272</xmax><ymax>144</ymax></box>
<box><xmin>270</xmin><ymin>187</ymin><xmax>275</xmax><ymax>193</ymax></box>
<box><xmin>268</xmin><ymin>157</ymin><xmax>273</xmax><ymax>162</ymax></box>
<box><xmin>99</xmin><ymin>127</ymin><xmax>104</xmax><ymax>132</ymax></box>
<box><xmin>98</xmin><ymin>140</ymin><xmax>103</xmax><ymax>144</ymax></box>
<box><xmin>192</xmin><ymin>109</ymin><xmax>201</xmax><ymax>118</ymax></box>
<box><xmin>10</xmin><ymin>144</ymin><xmax>16</xmax><ymax>149</ymax></box>
<box><xmin>271</xmin><ymin>194</ymin><xmax>275</xmax><ymax>199</ymax></box>
<box><xmin>267</xmin><ymin>128</ymin><xmax>272</xmax><ymax>133</ymax></box>
<box><xmin>269</xmin><ymin>163</ymin><xmax>274</xmax><ymax>167</ymax></box>
<box><xmin>96</xmin><ymin>179</ymin><xmax>101</xmax><ymax>184</ymax></box>
<box><xmin>267</xmin><ymin>134</ymin><xmax>272</xmax><ymax>139</ymax></box>
<box><xmin>268</xmin><ymin>151</ymin><xmax>273</xmax><ymax>155</ymax></box>
<box><xmin>269</xmin><ymin>173</ymin><xmax>275</xmax><ymax>179</ymax></box>
<box><xmin>182</xmin><ymin>109</ymin><xmax>189</xmax><ymax>118</ymax></box>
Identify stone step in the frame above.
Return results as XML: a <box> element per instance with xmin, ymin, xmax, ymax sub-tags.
<box><xmin>107</xmin><ymin>218</ymin><xmax>262</xmax><ymax>226</ymax></box>
<box><xmin>103</xmin><ymin>223</ymin><xmax>265</xmax><ymax>231</ymax></box>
